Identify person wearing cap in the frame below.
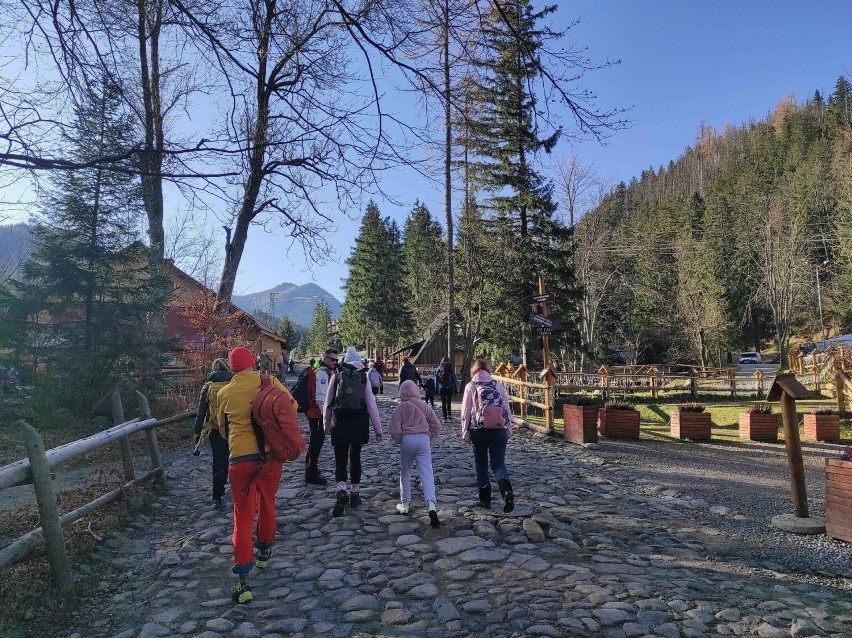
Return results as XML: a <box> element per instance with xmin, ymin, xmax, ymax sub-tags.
<box><xmin>215</xmin><ymin>346</ymin><xmax>293</xmax><ymax>604</ymax></box>
<box><xmin>192</xmin><ymin>357</ymin><xmax>233</xmax><ymax>511</ymax></box>
<box><xmin>323</xmin><ymin>346</ymin><xmax>383</xmax><ymax>517</ymax></box>
<box><xmin>398</xmin><ymin>356</ymin><xmax>421</xmax><ymax>386</ymax></box>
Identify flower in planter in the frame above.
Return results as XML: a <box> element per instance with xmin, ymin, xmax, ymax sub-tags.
<box><xmin>746</xmin><ymin>404</ymin><xmax>773</xmax><ymax>414</ymax></box>
<box><xmin>568</xmin><ymin>395</ymin><xmax>596</xmax><ymax>406</ymax></box>
<box><xmin>842</xmin><ymin>446</ymin><xmax>852</xmax><ymax>462</ymax></box>
<box><xmin>604</xmin><ymin>400</ymin><xmax>637</xmax><ymax>411</ymax></box>
<box><xmin>677</xmin><ymin>402</ymin><xmax>706</xmax><ymax>413</ymax></box>
<box><xmin>810</xmin><ymin>406</ymin><xmax>836</xmax><ymax>415</ymax></box>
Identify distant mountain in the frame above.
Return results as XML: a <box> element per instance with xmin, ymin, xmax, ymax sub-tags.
<box><xmin>233</xmin><ymin>282</ymin><xmax>341</xmax><ymax>326</ymax></box>
<box><xmin>0</xmin><ymin>223</ymin><xmax>32</xmax><ymax>271</ymax></box>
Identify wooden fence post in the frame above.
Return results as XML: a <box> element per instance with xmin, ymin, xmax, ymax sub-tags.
<box><xmin>648</xmin><ymin>368</ymin><xmax>658</xmax><ymax>400</ymax></box>
<box><xmin>136</xmin><ymin>391</ymin><xmax>165</xmax><ymax>487</ymax></box>
<box><xmin>754</xmin><ymin>369</ymin><xmax>764</xmax><ymax>399</ymax></box>
<box><xmin>111</xmin><ymin>390</ymin><xmax>135</xmax><ymax>481</ymax></box>
<box><xmin>21</xmin><ymin>421</ymin><xmax>72</xmax><ymax>593</ymax></box>
<box><xmin>598</xmin><ymin>366</ymin><xmax>609</xmax><ymax>402</ymax></box>
<box><xmin>514</xmin><ymin>365</ymin><xmax>528</xmax><ymax>420</ymax></box>
<box><xmin>542</xmin><ymin>369</ymin><xmax>555</xmax><ymax>433</ymax></box>
<box><xmin>836</xmin><ymin>372</ymin><xmax>847</xmax><ymax>414</ymax></box>
<box><xmin>780</xmin><ymin>390</ymin><xmax>808</xmax><ymax>517</ymax></box>
<box><xmin>688</xmin><ymin>369</ymin><xmax>697</xmax><ymax>399</ymax></box>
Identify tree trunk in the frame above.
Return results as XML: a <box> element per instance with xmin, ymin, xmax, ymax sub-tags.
<box><xmin>444</xmin><ymin>1</ymin><xmax>454</xmax><ymax>363</ymax></box>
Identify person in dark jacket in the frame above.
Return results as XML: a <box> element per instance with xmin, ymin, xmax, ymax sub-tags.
<box><xmin>435</xmin><ymin>356</ymin><xmax>458</xmax><ymax>422</ymax></box>
<box><xmin>399</xmin><ymin>357</ymin><xmax>422</xmax><ymax>386</ymax></box>
<box><xmin>193</xmin><ymin>358</ymin><xmax>234</xmax><ymax>511</ymax></box>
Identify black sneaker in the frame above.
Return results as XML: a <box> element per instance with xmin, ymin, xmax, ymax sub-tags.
<box><xmin>305</xmin><ymin>473</ymin><xmax>328</xmax><ymax>486</ymax></box>
<box><xmin>332</xmin><ymin>489</ymin><xmax>349</xmax><ymax>517</ymax></box>
<box><xmin>350</xmin><ymin>491</ymin><xmax>362</xmax><ymax>508</ymax></box>
<box><xmin>214</xmin><ymin>497</ymin><xmax>226</xmax><ymax>512</ymax></box>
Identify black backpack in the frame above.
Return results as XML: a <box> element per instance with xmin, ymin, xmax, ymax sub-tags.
<box><xmin>334</xmin><ymin>364</ymin><xmax>367</xmax><ymax>413</ymax></box>
<box><xmin>438</xmin><ymin>362</ymin><xmax>452</xmax><ymax>385</ymax></box>
<box><xmin>289</xmin><ymin>367</ymin><xmax>312</xmax><ymax>413</ymax></box>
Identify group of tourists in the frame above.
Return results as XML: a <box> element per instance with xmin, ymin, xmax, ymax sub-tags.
<box><xmin>193</xmin><ymin>346</ymin><xmax>515</xmax><ymax>604</ymax></box>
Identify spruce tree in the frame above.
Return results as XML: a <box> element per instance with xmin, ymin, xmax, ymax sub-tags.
<box><xmin>308</xmin><ymin>301</ymin><xmax>332</xmax><ymax>355</ymax></box>
<box><xmin>4</xmin><ymin>76</ymin><xmax>167</xmax><ymax>420</ymax></box>
<box><xmin>402</xmin><ymin>201</ymin><xmax>445</xmax><ymax>335</ymax></box>
<box><xmin>339</xmin><ymin>202</ymin><xmax>411</xmax><ymax>351</ymax></box>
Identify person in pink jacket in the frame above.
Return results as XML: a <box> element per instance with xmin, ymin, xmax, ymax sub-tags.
<box><xmin>460</xmin><ymin>358</ymin><xmax>514</xmax><ymax>512</ymax></box>
<box><xmin>389</xmin><ymin>380</ymin><xmax>442</xmax><ymax>527</ymax></box>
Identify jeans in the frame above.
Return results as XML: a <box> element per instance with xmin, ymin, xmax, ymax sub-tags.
<box><xmin>209</xmin><ymin>428</ymin><xmax>229</xmax><ymax>500</ymax></box>
<box><xmin>439</xmin><ymin>388</ymin><xmax>453</xmax><ymax>420</ymax></box>
<box><xmin>470</xmin><ymin>428</ymin><xmax>509</xmax><ymax>488</ymax></box>
<box><xmin>334</xmin><ymin>442</ymin><xmax>363</xmax><ymax>484</ymax></box>
<box><xmin>399</xmin><ymin>433</ymin><xmax>436</xmax><ymax>503</ymax></box>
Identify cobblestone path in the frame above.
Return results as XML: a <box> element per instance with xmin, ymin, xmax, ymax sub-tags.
<box><xmin>63</xmin><ymin>387</ymin><xmax>851</xmax><ymax>638</ymax></box>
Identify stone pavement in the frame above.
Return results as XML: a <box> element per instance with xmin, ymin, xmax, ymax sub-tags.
<box><xmin>64</xmin><ymin>386</ymin><xmax>851</xmax><ymax>638</ymax></box>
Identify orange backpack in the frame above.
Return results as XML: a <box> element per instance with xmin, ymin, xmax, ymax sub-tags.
<box><xmin>250</xmin><ymin>374</ymin><xmax>306</xmax><ymax>462</ymax></box>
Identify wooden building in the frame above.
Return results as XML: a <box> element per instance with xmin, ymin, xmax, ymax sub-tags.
<box><xmin>391</xmin><ymin>313</ymin><xmax>464</xmax><ymax>376</ymax></box>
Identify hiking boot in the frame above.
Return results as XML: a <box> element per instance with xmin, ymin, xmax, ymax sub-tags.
<box><xmin>498</xmin><ymin>478</ymin><xmax>514</xmax><ymax>513</ymax></box>
<box><xmin>231</xmin><ymin>581</ymin><xmax>252</xmax><ymax>604</ymax></box>
<box><xmin>350</xmin><ymin>491</ymin><xmax>361</xmax><ymax>508</ymax></box>
<box><xmin>214</xmin><ymin>497</ymin><xmax>226</xmax><ymax>512</ymax></box>
<box><xmin>254</xmin><ymin>547</ymin><xmax>272</xmax><ymax>569</ymax></box>
<box><xmin>332</xmin><ymin>489</ymin><xmax>349</xmax><ymax>518</ymax></box>
<box><xmin>396</xmin><ymin>501</ymin><xmax>410</xmax><ymax>515</ymax></box>
<box><xmin>427</xmin><ymin>500</ymin><xmax>442</xmax><ymax>527</ymax></box>
<box><xmin>478</xmin><ymin>484</ymin><xmax>492</xmax><ymax>507</ymax></box>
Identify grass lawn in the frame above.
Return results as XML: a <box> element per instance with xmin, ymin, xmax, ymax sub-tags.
<box><xmin>518</xmin><ymin>396</ymin><xmax>852</xmax><ymax>444</ymax></box>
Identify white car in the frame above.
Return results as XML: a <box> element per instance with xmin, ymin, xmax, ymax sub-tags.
<box><xmin>738</xmin><ymin>352</ymin><xmax>762</xmax><ymax>365</ymax></box>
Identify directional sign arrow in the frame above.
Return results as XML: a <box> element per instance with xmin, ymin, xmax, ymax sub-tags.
<box><xmin>528</xmin><ymin>313</ymin><xmax>561</xmax><ymax>330</ymax></box>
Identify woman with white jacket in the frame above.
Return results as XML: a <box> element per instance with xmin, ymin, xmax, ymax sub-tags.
<box><xmin>389</xmin><ymin>380</ymin><xmax>442</xmax><ymax>526</ymax></box>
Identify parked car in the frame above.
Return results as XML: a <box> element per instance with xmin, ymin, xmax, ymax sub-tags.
<box><xmin>738</xmin><ymin>352</ymin><xmax>762</xmax><ymax>365</ymax></box>
<box><xmin>799</xmin><ymin>342</ymin><xmax>816</xmax><ymax>354</ymax></box>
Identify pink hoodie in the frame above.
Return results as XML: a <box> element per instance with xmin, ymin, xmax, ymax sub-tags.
<box><xmin>460</xmin><ymin>369</ymin><xmax>513</xmax><ymax>442</ymax></box>
<box><xmin>389</xmin><ymin>380</ymin><xmax>441</xmax><ymax>443</ymax></box>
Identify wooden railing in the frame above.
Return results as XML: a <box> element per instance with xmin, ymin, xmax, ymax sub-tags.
<box><xmin>493</xmin><ymin>373</ymin><xmax>553</xmax><ymax>433</ymax></box>
<box><xmin>0</xmin><ymin>390</ymin><xmax>194</xmax><ymax>592</ymax></box>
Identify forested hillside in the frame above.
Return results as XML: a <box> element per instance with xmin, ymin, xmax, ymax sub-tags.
<box><xmin>575</xmin><ymin>77</ymin><xmax>852</xmax><ymax>369</ymax></box>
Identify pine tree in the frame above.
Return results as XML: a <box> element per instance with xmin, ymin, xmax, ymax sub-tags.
<box><xmin>308</xmin><ymin>301</ymin><xmax>332</xmax><ymax>355</ymax></box>
<box><xmin>402</xmin><ymin>201</ymin><xmax>445</xmax><ymax>335</ymax></box>
<box><xmin>462</xmin><ymin>0</ymin><xmax>576</xmax><ymax>358</ymax></box>
<box><xmin>339</xmin><ymin>202</ymin><xmax>411</xmax><ymax>351</ymax></box>
<box><xmin>3</xmin><ymin>76</ymin><xmax>167</xmax><ymax>419</ymax></box>
<box><xmin>274</xmin><ymin>315</ymin><xmax>296</xmax><ymax>345</ymax></box>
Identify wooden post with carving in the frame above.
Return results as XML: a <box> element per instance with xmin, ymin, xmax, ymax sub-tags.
<box><xmin>599</xmin><ymin>365</ymin><xmax>610</xmax><ymax>403</ymax></box>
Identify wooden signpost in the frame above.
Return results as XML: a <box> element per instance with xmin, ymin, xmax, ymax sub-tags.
<box><xmin>767</xmin><ymin>373</ymin><xmax>826</xmax><ymax>534</ymax></box>
<box><xmin>529</xmin><ymin>276</ymin><xmax>557</xmax><ymax>431</ymax></box>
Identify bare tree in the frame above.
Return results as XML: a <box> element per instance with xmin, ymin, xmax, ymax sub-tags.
<box><xmin>165</xmin><ymin>210</ymin><xmax>224</xmax><ymax>288</ymax></box>
<box><xmin>556</xmin><ymin>154</ymin><xmax>597</xmax><ymax>227</ymax></box>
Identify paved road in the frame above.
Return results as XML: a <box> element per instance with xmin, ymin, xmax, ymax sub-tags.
<box><xmin>56</xmin><ymin>385</ymin><xmax>851</xmax><ymax>638</ymax></box>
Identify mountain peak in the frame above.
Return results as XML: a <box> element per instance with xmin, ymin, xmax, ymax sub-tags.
<box><xmin>233</xmin><ymin>282</ymin><xmax>341</xmax><ymax>326</ymax></box>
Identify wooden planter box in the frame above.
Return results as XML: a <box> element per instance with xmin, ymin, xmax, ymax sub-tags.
<box><xmin>826</xmin><ymin>458</ymin><xmax>852</xmax><ymax>542</ymax></box>
<box><xmin>562</xmin><ymin>404</ymin><xmax>599</xmax><ymax>445</ymax></box>
<box><xmin>739</xmin><ymin>412</ymin><xmax>778</xmax><ymax>442</ymax></box>
<box><xmin>803</xmin><ymin>414</ymin><xmax>840</xmax><ymax>442</ymax></box>
<box><xmin>598</xmin><ymin>408</ymin><xmax>640</xmax><ymax>439</ymax></box>
<box><xmin>671</xmin><ymin>411</ymin><xmax>711</xmax><ymax>441</ymax></box>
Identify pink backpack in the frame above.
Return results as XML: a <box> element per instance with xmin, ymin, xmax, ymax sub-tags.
<box><xmin>472</xmin><ymin>381</ymin><xmax>508</xmax><ymax>429</ymax></box>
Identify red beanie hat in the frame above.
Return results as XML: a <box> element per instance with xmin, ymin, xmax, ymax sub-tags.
<box><xmin>229</xmin><ymin>347</ymin><xmax>255</xmax><ymax>373</ymax></box>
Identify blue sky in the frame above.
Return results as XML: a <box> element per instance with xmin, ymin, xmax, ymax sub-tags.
<box><xmin>3</xmin><ymin>1</ymin><xmax>850</xmax><ymax>307</ymax></box>
<box><xmin>235</xmin><ymin>0</ymin><xmax>852</xmax><ymax>304</ymax></box>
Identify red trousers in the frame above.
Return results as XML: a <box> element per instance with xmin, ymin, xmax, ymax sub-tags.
<box><xmin>228</xmin><ymin>459</ymin><xmax>283</xmax><ymax>573</ymax></box>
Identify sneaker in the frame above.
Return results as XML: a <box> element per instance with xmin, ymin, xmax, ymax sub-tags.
<box><xmin>427</xmin><ymin>500</ymin><xmax>442</xmax><ymax>528</ymax></box>
<box><xmin>255</xmin><ymin>547</ymin><xmax>272</xmax><ymax>569</ymax></box>
<box><xmin>332</xmin><ymin>489</ymin><xmax>349</xmax><ymax>518</ymax></box>
<box><xmin>231</xmin><ymin>581</ymin><xmax>252</xmax><ymax>604</ymax></box>
<box><xmin>350</xmin><ymin>491</ymin><xmax>361</xmax><ymax>508</ymax></box>
<box><xmin>396</xmin><ymin>502</ymin><xmax>410</xmax><ymax>515</ymax></box>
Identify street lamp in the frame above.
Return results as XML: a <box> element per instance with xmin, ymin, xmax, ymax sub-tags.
<box><xmin>816</xmin><ymin>259</ymin><xmax>830</xmax><ymax>351</ymax></box>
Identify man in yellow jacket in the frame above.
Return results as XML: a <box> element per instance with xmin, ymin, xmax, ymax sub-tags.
<box><xmin>216</xmin><ymin>346</ymin><xmax>292</xmax><ymax>603</ymax></box>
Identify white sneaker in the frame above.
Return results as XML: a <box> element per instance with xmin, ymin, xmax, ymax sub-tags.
<box><xmin>396</xmin><ymin>502</ymin><xmax>410</xmax><ymax>515</ymax></box>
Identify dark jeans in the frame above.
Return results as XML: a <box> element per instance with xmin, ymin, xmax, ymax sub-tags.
<box><xmin>333</xmin><ymin>442</ymin><xmax>364</xmax><ymax>484</ymax></box>
<box><xmin>470</xmin><ymin>428</ymin><xmax>509</xmax><ymax>488</ymax></box>
<box><xmin>439</xmin><ymin>388</ymin><xmax>453</xmax><ymax>420</ymax></box>
<box><xmin>307</xmin><ymin>417</ymin><xmax>325</xmax><ymax>459</ymax></box>
<box><xmin>209</xmin><ymin>428</ymin><xmax>229</xmax><ymax>500</ymax></box>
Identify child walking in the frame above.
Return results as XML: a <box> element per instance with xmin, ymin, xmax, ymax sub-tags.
<box><xmin>389</xmin><ymin>380</ymin><xmax>442</xmax><ymax>527</ymax></box>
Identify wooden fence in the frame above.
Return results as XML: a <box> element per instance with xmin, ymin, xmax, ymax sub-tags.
<box><xmin>0</xmin><ymin>390</ymin><xmax>194</xmax><ymax>592</ymax></box>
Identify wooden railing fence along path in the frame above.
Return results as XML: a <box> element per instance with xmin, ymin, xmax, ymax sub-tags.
<box><xmin>0</xmin><ymin>389</ymin><xmax>195</xmax><ymax>593</ymax></box>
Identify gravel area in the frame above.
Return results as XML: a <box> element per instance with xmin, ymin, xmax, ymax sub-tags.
<box><xmin>574</xmin><ymin>434</ymin><xmax>851</xmax><ymax>581</ymax></box>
